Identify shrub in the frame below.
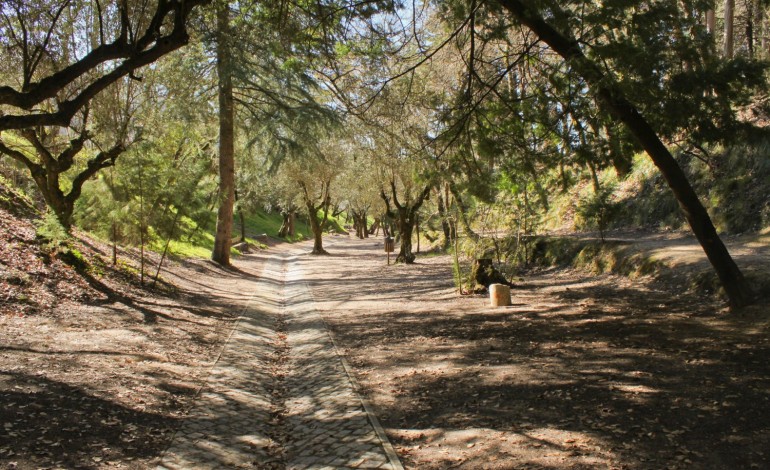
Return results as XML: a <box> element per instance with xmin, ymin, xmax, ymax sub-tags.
<box><xmin>35</xmin><ymin>211</ymin><xmax>70</xmax><ymax>250</ymax></box>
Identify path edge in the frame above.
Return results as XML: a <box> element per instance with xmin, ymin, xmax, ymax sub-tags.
<box><xmin>299</xmin><ymin>274</ymin><xmax>405</xmax><ymax>470</ymax></box>
<box><xmin>156</xmin><ymin>257</ymin><xmax>273</xmax><ymax>469</ymax></box>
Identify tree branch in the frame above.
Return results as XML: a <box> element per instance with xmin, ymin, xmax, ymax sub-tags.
<box><xmin>0</xmin><ymin>139</ymin><xmax>42</xmax><ymax>176</ymax></box>
<box><xmin>66</xmin><ymin>144</ymin><xmax>125</xmax><ymax>205</ymax></box>
<box><xmin>0</xmin><ymin>0</ymin><xmax>210</xmax><ymax>130</ymax></box>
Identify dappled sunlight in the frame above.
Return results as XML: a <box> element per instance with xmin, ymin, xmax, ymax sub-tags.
<box><xmin>391</xmin><ymin>427</ymin><xmax>617</xmax><ymax>469</ymax></box>
<box><xmin>297</xmin><ymin>235</ymin><xmax>770</xmax><ymax>469</ymax></box>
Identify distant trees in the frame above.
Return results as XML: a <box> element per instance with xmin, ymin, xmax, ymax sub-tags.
<box><xmin>1</xmin><ymin>0</ymin><xmax>765</xmax><ymax>309</ymax></box>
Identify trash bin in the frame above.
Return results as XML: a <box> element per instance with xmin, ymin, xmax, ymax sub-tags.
<box><xmin>384</xmin><ymin>237</ymin><xmax>395</xmax><ymax>253</ymax></box>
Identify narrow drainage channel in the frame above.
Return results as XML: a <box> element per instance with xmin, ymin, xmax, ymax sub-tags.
<box><xmin>259</xmin><ymin>256</ymin><xmax>290</xmax><ymax>469</ymax></box>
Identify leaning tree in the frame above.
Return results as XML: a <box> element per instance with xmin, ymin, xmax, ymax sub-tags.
<box><xmin>488</xmin><ymin>0</ymin><xmax>757</xmax><ymax>308</ymax></box>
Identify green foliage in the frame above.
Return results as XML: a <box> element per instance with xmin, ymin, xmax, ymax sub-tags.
<box><xmin>321</xmin><ymin>209</ymin><xmax>348</xmax><ymax>234</ymax></box>
<box><xmin>58</xmin><ymin>247</ymin><xmax>89</xmax><ymax>271</ymax></box>
<box><xmin>35</xmin><ymin>210</ymin><xmax>92</xmax><ymax>271</ymax></box>
<box><xmin>241</xmin><ymin>210</ymin><xmax>310</xmax><ymax>242</ymax></box>
<box><xmin>0</xmin><ymin>174</ymin><xmax>37</xmax><ymax>217</ymax></box>
<box><xmin>698</xmin><ymin>140</ymin><xmax>770</xmax><ymax>233</ymax></box>
<box><xmin>605</xmin><ymin>138</ymin><xmax>770</xmax><ymax>234</ymax></box>
<box><xmin>35</xmin><ymin>211</ymin><xmax>70</xmax><ymax>250</ymax></box>
<box><xmin>575</xmin><ymin>184</ymin><xmax>620</xmax><ymax>240</ymax></box>
<box><xmin>74</xmin><ymin>126</ymin><xmax>217</xmax><ymax>257</ymax></box>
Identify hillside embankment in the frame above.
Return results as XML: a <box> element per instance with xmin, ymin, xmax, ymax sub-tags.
<box><xmin>525</xmin><ymin>229</ymin><xmax>770</xmax><ymax>305</ymax></box>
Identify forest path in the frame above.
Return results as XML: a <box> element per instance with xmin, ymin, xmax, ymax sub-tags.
<box><xmin>293</xmin><ymin>233</ymin><xmax>770</xmax><ymax>469</ymax></box>
<box><xmin>157</xmin><ymin>244</ymin><xmax>402</xmax><ymax>470</ymax></box>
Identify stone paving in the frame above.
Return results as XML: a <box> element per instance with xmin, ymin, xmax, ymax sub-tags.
<box><xmin>158</xmin><ymin>252</ymin><xmax>402</xmax><ymax>470</ymax></box>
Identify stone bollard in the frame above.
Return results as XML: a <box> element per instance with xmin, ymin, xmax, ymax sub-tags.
<box><xmin>489</xmin><ymin>283</ymin><xmax>511</xmax><ymax>307</ymax></box>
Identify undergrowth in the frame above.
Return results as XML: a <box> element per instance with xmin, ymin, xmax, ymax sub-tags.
<box><xmin>544</xmin><ymin>136</ymin><xmax>770</xmax><ymax>235</ymax></box>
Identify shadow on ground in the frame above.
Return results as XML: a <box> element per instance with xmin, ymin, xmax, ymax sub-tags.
<box><xmin>301</xmin><ymin>236</ymin><xmax>770</xmax><ymax>469</ymax></box>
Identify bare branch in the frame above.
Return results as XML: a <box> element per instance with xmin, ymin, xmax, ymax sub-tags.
<box><xmin>0</xmin><ymin>0</ymin><xmax>210</xmax><ymax>130</ymax></box>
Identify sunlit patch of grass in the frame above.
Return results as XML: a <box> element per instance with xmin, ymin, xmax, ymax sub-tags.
<box><xmin>153</xmin><ymin>231</ymin><xmax>215</xmax><ymax>259</ymax></box>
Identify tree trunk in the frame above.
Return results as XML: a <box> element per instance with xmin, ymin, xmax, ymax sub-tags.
<box><xmin>437</xmin><ymin>189</ymin><xmax>451</xmax><ymax>251</ymax></box>
<box><xmin>747</xmin><ymin>2</ymin><xmax>755</xmax><ymax>57</ymax></box>
<box><xmin>112</xmin><ymin>222</ymin><xmax>118</xmax><ymax>265</ymax></box>
<box><xmin>415</xmin><ymin>214</ymin><xmax>420</xmax><ymax>253</ymax></box>
<box><xmin>497</xmin><ymin>0</ymin><xmax>754</xmax><ymax>309</ymax></box>
<box><xmin>352</xmin><ymin>211</ymin><xmax>363</xmax><ymax>238</ymax></box>
<box><xmin>307</xmin><ymin>200</ymin><xmax>327</xmax><ymax>254</ymax></box>
<box><xmin>138</xmin><ymin>165</ymin><xmax>146</xmax><ymax>286</ymax></box>
<box><xmin>606</xmin><ymin>124</ymin><xmax>633</xmax><ymax>178</ymax></box>
<box><xmin>211</xmin><ymin>1</ymin><xmax>235</xmax><ymax>266</ymax></box>
<box><xmin>761</xmin><ymin>5</ymin><xmax>769</xmax><ymax>56</ymax></box>
<box><xmin>381</xmin><ymin>184</ymin><xmax>432</xmax><ymax>264</ymax></box>
<box><xmin>449</xmin><ymin>183</ymin><xmax>480</xmax><ymax>242</ymax></box>
<box><xmin>369</xmin><ymin>218</ymin><xmax>381</xmax><ymax>236</ymax></box>
<box><xmin>288</xmin><ymin>210</ymin><xmax>295</xmax><ymax>236</ymax></box>
<box><xmin>725</xmin><ymin>0</ymin><xmax>735</xmax><ymax>58</ymax></box>
<box><xmin>153</xmin><ymin>210</ymin><xmax>180</xmax><ymax>287</ymax></box>
<box><xmin>278</xmin><ymin>211</ymin><xmax>291</xmax><ymax>237</ymax></box>
<box><xmin>396</xmin><ymin>208</ymin><xmax>416</xmax><ymax>263</ymax></box>
<box><xmin>706</xmin><ymin>9</ymin><xmax>716</xmax><ymax>34</ymax></box>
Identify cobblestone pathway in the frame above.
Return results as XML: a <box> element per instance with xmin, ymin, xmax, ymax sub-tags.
<box><xmin>158</xmin><ymin>252</ymin><xmax>402</xmax><ymax>470</ymax></box>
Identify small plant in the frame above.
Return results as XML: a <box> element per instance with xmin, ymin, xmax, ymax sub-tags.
<box><xmin>58</xmin><ymin>247</ymin><xmax>89</xmax><ymax>271</ymax></box>
<box><xmin>576</xmin><ymin>185</ymin><xmax>619</xmax><ymax>241</ymax></box>
<box><xmin>35</xmin><ymin>211</ymin><xmax>70</xmax><ymax>250</ymax></box>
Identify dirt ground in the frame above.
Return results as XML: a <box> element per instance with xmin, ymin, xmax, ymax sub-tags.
<box><xmin>2</xmin><ymin>209</ymin><xmax>770</xmax><ymax>469</ymax></box>
<box><xmin>0</xmin><ymin>206</ymin><xmax>261</xmax><ymax>469</ymax></box>
<box><xmin>301</xmin><ymin>234</ymin><xmax>770</xmax><ymax>469</ymax></box>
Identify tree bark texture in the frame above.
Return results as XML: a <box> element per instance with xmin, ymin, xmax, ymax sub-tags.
<box><xmin>369</xmin><ymin>218</ymin><xmax>381</xmax><ymax>236</ymax></box>
<box><xmin>352</xmin><ymin>210</ymin><xmax>369</xmax><ymax>239</ymax></box>
<box><xmin>496</xmin><ymin>0</ymin><xmax>754</xmax><ymax>309</ymax></box>
<box><xmin>725</xmin><ymin>0</ymin><xmax>735</xmax><ymax>58</ymax></box>
<box><xmin>449</xmin><ymin>183</ymin><xmax>480</xmax><ymax>242</ymax></box>
<box><xmin>211</xmin><ymin>2</ymin><xmax>235</xmax><ymax>266</ymax></box>
<box><xmin>299</xmin><ymin>181</ymin><xmax>331</xmax><ymax>255</ymax></box>
<box><xmin>437</xmin><ymin>189</ymin><xmax>452</xmax><ymax>251</ymax></box>
<box><xmin>0</xmin><ymin>130</ymin><xmax>123</xmax><ymax>228</ymax></box>
<box><xmin>381</xmin><ymin>182</ymin><xmax>432</xmax><ymax>264</ymax></box>
<box><xmin>706</xmin><ymin>9</ymin><xmax>716</xmax><ymax>34</ymax></box>
<box><xmin>307</xmin><ymin>200</ymin><xmax>327</xmax><ymax>254</ymax></box>
<box><xmin>278</xmin><ymin>209</ymin><xmax>295</xmax><ymax>237</ymax></box>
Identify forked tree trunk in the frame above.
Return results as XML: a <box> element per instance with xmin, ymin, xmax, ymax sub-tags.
<box><xmin>211</xmin><ymin>1</ymin><xmax>235</xmax><ymax>266</ymax></box>
<box><xmin>278</xmin><ymin>210</ymin><xmax>292</xmax><ymax>237</ymax></box>
<box><xmin>497</xmin><ymin>0</ymin><xmax>754</xmax><ymax>309</ymax></box>
<box><xmin>300</xmin><ymin>181</ymin><xmax>330</xmax><ymax>255</ymax></box>
<box><xmin>1</xmin><ymin>132</ymin><xmax>123</xmax><ymax>230</ymax></box>
<box><xmin>369</xmin><ymin>218</ymin><xmax>381</xmax><ymax>236</ymax></box>
<box><xmin>352</xmin><ymin>210</ymin><xmax>369</xmax><ymax>239</ymax></box>
<box><xmin>397</xmin><ymin>210</ymin><xmax>416</xmax><ymax>263</ymax></box>
<box><xmin>307</xmin><ymin>200</ymin><xmax>327</xmax><ymax>254</ymax></box>
<box><xmin>381</xmin><ymin>183</ymin><xmax>432</xmax><ymax>264</ymax></box>
<box><xmin>287</xmin><ymin>210</ymin><xmax>297</xmax><ymax>237</ymax></box>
